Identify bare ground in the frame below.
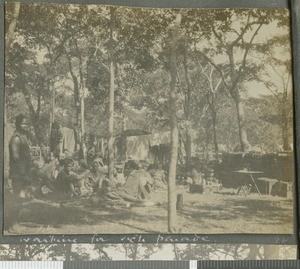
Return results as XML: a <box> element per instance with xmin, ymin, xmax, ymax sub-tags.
<box><xmin>4</xmin><ymin>186</ymin><xmax>293</xmax><ymax>235</ymax></box>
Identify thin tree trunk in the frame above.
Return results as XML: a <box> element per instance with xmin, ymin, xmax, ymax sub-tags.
<box><xmin>108</xmin><ymin>7</ymin><xmax>116</xmax><ymax>184</ymax></box>
<box><xmin>264</xmin><ymin>245</ymin><xmax>280</xmax><ymax>259</ymax></box>
<box><xmin>65</xmin><ymin>244</ymin><xmax>72</xmax><ymax>261</ymax></box>
<box><xmin>234</xmin><ymin>92</ymin><xmax>250</xmax><ymax>152</ymax></box>
<box><xmin>247</xmin><ymin>245</ymin><xmax>258</xmax><ymax>259</ymax></box>
<box><xmin>182</xmin><ymin>49</ymin><xmax>192</xmax><ymax>177</ymax></box>
<box><xmin>5</xmin><ymin>2</ymin><xmax>20</xmax><ymax>127</ymax></box>
<box><xmin>173</xmin><ymin>244</ymin><xmax>179</xmax><ymax>260</ymax></box>
<box><xmin>80</xmin><ymin>96</ymin><xmax>87</xmax><ymax>160</ymax></box>
<box><xmin>122</xmin><ymin>112</ymin><xmax>127</xmax><ymax>131</ymax></box>
<box><xmin>20</xmin><ymin>245</ymin><xmax>26</xmax><ymax>260</ymax></box>
<box><xmin>211</xmin><ymin>108</ymin><xmax>219</xmax><ymax>158</ymax></box>
<box><xmin>282</xmin><ymin>95</ymin><xmax>290</xmax><ymax>151</ymax></box>
<box><xmin>21</xmin><ymin>85</ymin><xmax>47</xmax><ymax>160</ymax></box>
<box><xmin>185</xmin><ymin>130</ymin><xmax>192</xmax><ymax>172</ymax></box>
<box><xmin>168</xmin><ymin>13</ymin><xmax>181</xmax><ymax>234</ymax></box>
<box><xmin>204</xmin><ymin>121</ymin><xmax>211</xmax><ymax>163</ymax></box>
<box><xmin>131</xmin><ymin>244</ymin><xmax>138</xmax><ymax>261</ymax></box>
<box><xmin>50</xmin><ymin>85</ymin><xmax>55</xmax><ymax>128</ymax></box>
<box><xmin>37</xmin><ymin>92</ymin><xmax>41</xmax><ymax>121</ymax></box>
<box><xmin>5</xmin><ymin>3</ymin><xmax>21</xmax><ymax>51</ymax></box>
<box><xmin>67</xmin><ymin>56</ymin><xmax>80</xmax><ymax>152</ymax></box>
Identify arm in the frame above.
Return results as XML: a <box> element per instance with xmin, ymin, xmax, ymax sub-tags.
<box><xmin>11</xmin><ymin>136</ymin><xmax>21</xmax><ymax>161</ymax></box>
<box><xmin>10</xmin><ymin>136</ymin><xmax>29</xmax><ymax>175</ymax></box>
<box><xmin>68</xmin><ymin>170</ymin><xmax>90</xmax><ymax>181</ymax></box>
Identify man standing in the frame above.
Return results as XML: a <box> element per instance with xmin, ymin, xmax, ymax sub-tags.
<box><xmin>9</xmin><ymin>114</ymin><xmax>34</xmax><ymax>198</ymax></box>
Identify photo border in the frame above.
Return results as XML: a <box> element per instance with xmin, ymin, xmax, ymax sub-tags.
<box><xmin>0</xmin><ymin>0</ymin><xmax>298</xmax><ymax>246</ymax></box>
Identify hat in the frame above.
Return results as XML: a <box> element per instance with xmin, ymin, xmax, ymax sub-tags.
<box><xmin>93</xmin><ymin>158</ymin><xmax>104</xmax><ymax>166</ymax></box>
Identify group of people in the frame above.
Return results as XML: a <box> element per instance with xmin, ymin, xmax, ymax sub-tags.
<box><xmin>8</xmin><ymin>114</ymin><xmax>167</xmax><ymax>207</ymax></box>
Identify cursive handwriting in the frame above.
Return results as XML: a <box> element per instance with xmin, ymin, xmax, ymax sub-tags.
<box><xmin>156</xmin><ymin>234</ymin><xmax>210</xmax><ymax>244</ymax></box>
<box><xmin>20</xmin><ymin>235</ymin><xmax>77</xmax><ymax>244</ymax></box>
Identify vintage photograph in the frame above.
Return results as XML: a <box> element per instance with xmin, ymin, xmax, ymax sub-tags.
<box><xmin>0</xmin><ymin>244</ymin><xmax>297</xmax><ymax>260</ymax></box>
<box><xmin>4</xmin><ymin>3</ymin><xmax>294</xmax><ymax>234</ymax></box>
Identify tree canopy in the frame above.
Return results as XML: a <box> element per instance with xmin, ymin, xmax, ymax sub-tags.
<box><xmin>5</xmin><ymin>3</ymin><xmax>293</xmax><ymax>158</ymax></box>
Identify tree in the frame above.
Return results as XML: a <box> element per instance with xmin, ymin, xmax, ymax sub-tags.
<box><xmin>108</xmin><ymin>7</ymin><xmax>116</xmax><ymax>183</ymax></box>
<box><xmin>259</xmin><ymin>33</ymin><xmax>293</xmax><ymax>150</ymax></box>
<box><xmin>5</xmin><ymin>3</ymin><xmax>76</xmax><ymax>158</ymax></box>
<box><xmin>197</xmin><ymin>10</ymin><xmax>274</xmax><ymax>152</ymax></box>
<box><xmin>198</xmin><ymin>62</ymin><xmax>223</xmax><ymax>158</ymax></box>
<box><xmin>167</xmin><ymin>13</ymin><xmax>182</xmax><ymax>233</ymax></box>
<box><xmin>5</xmin><ymin>3</ymin><xmax>21</xmax><ymax>52</ymax></box>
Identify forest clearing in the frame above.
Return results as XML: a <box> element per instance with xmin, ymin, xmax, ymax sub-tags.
<box><xmin>5</xmin><ymin>186</ymin><xmax>293</xmax><ymax>235</ymax></box>
<box><xmin>4</xmin><ymin>3</ymin><xmax>295</xmax><ymax>235</ymax></box>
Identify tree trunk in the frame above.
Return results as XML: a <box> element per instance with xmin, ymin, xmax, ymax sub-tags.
<box><xmin>21</xmin><ymin>85</ymin><xmax>47</xmax><ymax>160</ymax></box>
<box><xmin>5</xmin><ymin>2</ymin><xmax>21</xmax><ymax>126</ymax></box>
<box><xmin>167</xmin><ymin>13</ymin><xmax>181</xmax><ymax>234</ymax></box>
<box><xmin>80</xmin><ymin>96</ymin><xmax>87</xmax><ymax>160</ymax></box>
<box><xmin>67</xmin><ymin>54</ymin><xmax>80</xmax><ymax>151</ymax></box>
<box><xmin>5</xmin><ymin>2</ymin><xmax>21</xmax><ymax>151</ymax></box>
<box><xmin>37</xmin><ymin>92</ymin><xmax>41</xmax><ymax>121</ymax></box>
<box><xmin>108</xmin><ymin>7</ymin><xmax>115</xmax><ymax>184</ymax></box>
<box><xmin>131</xmin><ymin>244</ymin><xmax>138</xmax><ymax>261</ymax></box>
<box><xmin>182</xmin><ymin>49</ymin><xmax>192</xmax><ymax>177</ymax></box>
<box><xmin>20</xmin><ymin>245</ymin><xmax>27</xmax><ymax>260</ymax></box>
<box><xmin>234</xmin><ymin>92</ymin><xmax>250</xmax><ymax>152</ymax></box>
<box><xmin>281</xmin><ymin>97</ymin><xmax>290</xmax><ymax>151</ymax></box>
<box><xmin>211</xmin><ymin>107</ymin><xmax>219</xmax><ymax>158</ymax></box>
<box><xmin>173</xmin><ymin>244</ymin><xmax>179</xmax><ymax>260</ymax></box>
<box><xmin>50</xmin><ymin>85</ymin><xmax>55</xmax><ymax>129</ymax></box>
<box><xmin>122</xmin><ymin>112</ymin><xmax>127</xmax><ymax>131</ymax></box>
<box><xmin>247</xmin><ymin>245</ymin><xmax>258</xmax><ymax>259</ymax></box>
<box><xmin>5</xmin><ymin>3</ymin><xmax>21</xmax><ymax>51</ymax></box>
<box><xmin>185</xmin><ymin>130</ymin><xmax>192</xmax><ymax>173</ymax></box>
<box><xmin>264</xmin><ymin>245</ymin><xmax>279</xmax><ymax>259</ymax></box>
<box><xmin>65</xmin><ymin>244</ymin><xmax>72</xmax><ymax>261</ymax></box>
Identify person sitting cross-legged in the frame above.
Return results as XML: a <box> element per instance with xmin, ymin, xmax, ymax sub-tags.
<box><xmin>55</xmin><ymin>158</ymin><xmax>90</xmax><ymax>197</ymax></box>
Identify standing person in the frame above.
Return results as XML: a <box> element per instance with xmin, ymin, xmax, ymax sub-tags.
<box><xmin>9</xmin><ymin>114</ymin><xmax>35</xmax><ymax>198</ymax></box>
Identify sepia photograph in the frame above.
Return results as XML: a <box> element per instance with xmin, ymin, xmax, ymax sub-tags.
<box><xmin>4</xmin><ymin>2</ymin><xmax>295</xmax><ymax>235</ymax></box>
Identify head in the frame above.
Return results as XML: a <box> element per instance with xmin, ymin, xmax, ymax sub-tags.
<box><xmin>137</xmin><ymin>161</ymin><xmax>146</xmax><ymax>170</ymax></box>
<box><xmin>79</xmin><ymin>159</ymin><xmax>89</xmax><ymax>169</ymax></box>
<box><xmin>15</xmin><ymin>114</ymin><xmax>29</xmax><ymax>133</ymax></box>
<box><xmin>92</xmin><ymin>158</ymin><xmax>104</xmax><ymax>170</ymax></box>
<box><xmin>63</xmin><ymin>158</ymin><xmax>74</xmax><ymax>173</ymax></box>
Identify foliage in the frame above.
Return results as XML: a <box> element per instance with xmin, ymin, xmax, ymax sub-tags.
<box><xmin>5</xmin><ymin>3</ymin><xmax>293</xmax><ymax>154</ymax></box>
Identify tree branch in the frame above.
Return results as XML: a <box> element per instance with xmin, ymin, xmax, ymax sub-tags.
<box><xmin>194</xmin><ymin>49</ymin><xmax>229</xmax><ymax>89</ymax></box>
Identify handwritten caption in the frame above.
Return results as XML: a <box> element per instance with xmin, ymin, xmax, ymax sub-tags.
<box><xmin>19</xmin><ymin>234</ymin><xmax>210</xmax><ymax>244</ymax></box>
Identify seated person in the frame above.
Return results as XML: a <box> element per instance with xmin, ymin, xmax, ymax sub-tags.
<box><xmin>120</xmin><ymin>161</ymin><xmax>153</xmax><ymax>199</ymax></box>
<box><xmin>98</xmin><ymin>178</ymin><xmax>154</xmax><ymax>207</ymax></box>
<box><xmin>87</xmin><ymin>158</ymin><xmax>107</xmax><ymax>193</ymax></box>
<box><xmin>150</xmin><ymin>163</ymin><xmax>167</xmax><ymax>190</ymax></box>
<box><xmin>79</xmin><ymin>157</ymin><xmax>117</xmax><ymax>196</ymax></box>
<box><xmin>187</xmin><ymin>167</ymin><xmax>203</xmax><ymax>185</ymax></box>
<box><xmin>114</xmin><ymin>164</ymin><xmax>125</xmax><ymax>187</ymax></box>
<box><xmin>55</xmin><ymin>158</ymin><xmax>90</xmax><ymax>196</ymax></box>
<box><xmin>35</xmin><ymin>158</ymin><xmax>61</xmax><ymax>195</ymax></box>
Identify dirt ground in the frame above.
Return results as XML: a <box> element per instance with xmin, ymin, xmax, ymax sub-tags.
<box><xmin>4</xmin><ymin>186</ymin><xmax>293</xmax><ymax>235</ymax></box>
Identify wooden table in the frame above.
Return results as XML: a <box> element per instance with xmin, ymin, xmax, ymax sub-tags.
<box><xmin>234</xmin><ymin>170</ymin><xmax>263</xmax><ymax>196</ymax></box>
<box><xmin>256</xmin><ymin>177</ymin><xmax>278</xmax><ymax>195</ymax></box>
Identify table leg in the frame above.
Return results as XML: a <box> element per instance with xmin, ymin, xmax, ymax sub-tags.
<box><xmin>250</xmin><ymin>174</ymin><xmax>261</xmax><ymax>195</ymax></box>
<box><xmin>237</xmin><ymin>185</ymin><xmax>247</xmax><ymax>197</ymax></box>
